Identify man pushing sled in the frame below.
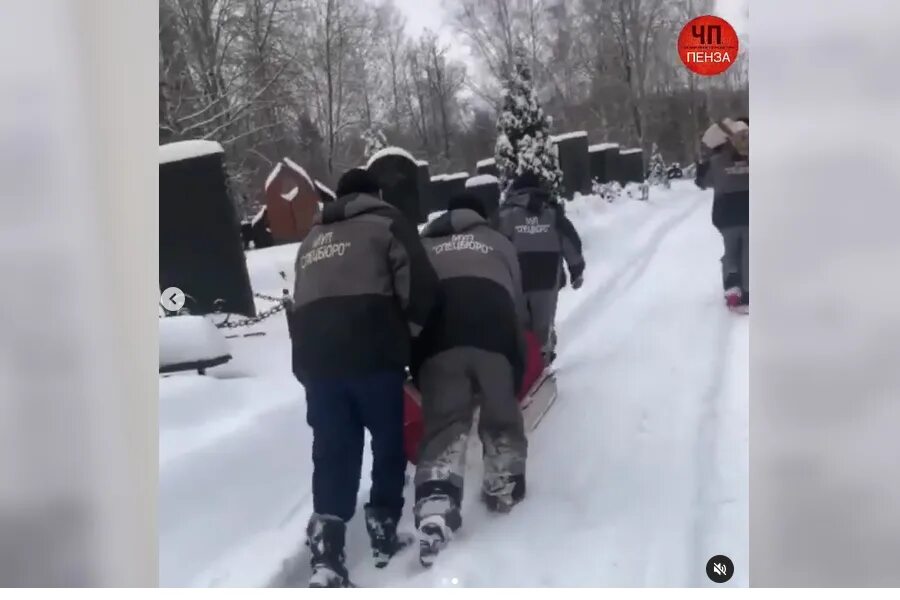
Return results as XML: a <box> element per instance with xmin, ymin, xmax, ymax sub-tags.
<box><xmin>406</xmin><ymin>192</ymin><xmax>560</xmax><ymax>566</ymax></box>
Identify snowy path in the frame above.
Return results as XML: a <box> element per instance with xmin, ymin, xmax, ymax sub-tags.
<box><xmin>158</xmin><ymin>182</ymin><xmax>748</xmax><ymax>587</ymax></box>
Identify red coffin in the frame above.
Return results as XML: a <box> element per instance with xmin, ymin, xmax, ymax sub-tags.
<box><xmin>403</xmin><ymin>331</ymin><xmax>545</xmax><ymax>464</ymax></box>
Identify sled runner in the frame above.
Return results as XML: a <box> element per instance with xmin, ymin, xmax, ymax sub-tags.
<box><xmin>520</xmin><ymin>369</ymin><xmax>558</xmax><ymax>432</ymax></box>
<box><xmin>403</xmin><ymin>331</ymin><xmax>558</xmax><ymax>464</ymax></box>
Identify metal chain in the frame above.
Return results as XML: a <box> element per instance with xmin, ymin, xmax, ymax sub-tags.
<box><xmin>212</xmin><ymin>292</ymin><xmax>290</xmax><ymax>329</ymax></box>
<box><xmin>254</xmin><ymin>292</ymin><xmax>285</xmax><ymax>303</ymax></box>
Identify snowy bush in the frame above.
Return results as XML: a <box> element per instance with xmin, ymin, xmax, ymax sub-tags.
<box><xmin>648</xmin><ymin>143</ymin><xmax>670</xmax><ymax>189</ymax></box>
<box><xmin>494</xmin><ymin>46</ymin><xmax>563</xmax><ymax>196</ymax></box>
<box><xmin>623</xmin><ymin>182</ymin><xmax>649</xmax><ymax>201</ymax></box>
<box><xmin>362</xmin><ymin>126</ymin><xmax>388</xmax><ymax>159</ymax></box>
<box><xmin>594</xmin><ymin>180</ymin><xmax>623</xmax><ymax>203</ymax></box>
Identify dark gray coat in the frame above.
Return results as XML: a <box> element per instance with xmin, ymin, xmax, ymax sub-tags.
<box><xmin>289</xmin><ymin>193</ymin><xmax>438</xmax><ymax>381</ymax></box>
<box><xmin>496</xmin><ymin>187</ymin><xmax>585</xmax><ymax>291</ymax></box>
<box><xmin>413</xmin><ymin>208</ymin><xmax>528</xmax><ymax>389</ymax></box>
<box><xmin>696</xmin><ymin>145</ymin><xmax>749</xmax><ymax>229</ymax></box>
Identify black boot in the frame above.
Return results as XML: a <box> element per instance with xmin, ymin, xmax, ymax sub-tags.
<box><xmin>364</xmin><ymin>505</ymin><xmax>412</xmax><ymax>568</ymax></box>
<box><xmin>306</xmin><ymin>514</ymin><xmax>350</xmax><ymax>588</ymax></box>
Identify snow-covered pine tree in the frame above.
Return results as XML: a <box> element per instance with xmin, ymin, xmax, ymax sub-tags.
<box><xmin>494</xmin><ymin>46</ymin><xmax>563</xmax><ymax>196</ymax></box>
<box><xmin>648</xmin><ymin>143</ymin><xmax>669</xmax><ymax>188</ymax></box>
<box><xmin>362</xmin><ymin>126</ymin><xmax>388</xmax><ymax>159</ymax></box>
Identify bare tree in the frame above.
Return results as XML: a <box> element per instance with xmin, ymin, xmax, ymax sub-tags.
<box><xmin>159</xmin><ymin>0</ymin><xmax>746</xmax><ymax>216</ymax></box>
<box><xmin>290</xmin><ymin>0</ymin><xmax>372</xmax><ymax>175</ymax></box>
<box><xmin>419</xmin><ymin>32</ymin><xmax>466</xmax><ymax>159</ymax></box>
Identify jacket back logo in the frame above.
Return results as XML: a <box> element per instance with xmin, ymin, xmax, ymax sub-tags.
<box><xmin>432</xmin><ymin>233</ymin><xmax>493</xmax><ymax>255</ymax></box>
<box><xmin>724</xmin><ymin>162</ymin><xmax>749</xmax><ymax>175</ymax></box>
<box><xmin>300</xmin><ymin>230</ymin><xmax>352</xmax><ymax>268</ymax></box>
<box><xmin>515</xmin><ymin>216</ymin><xmax>551</xmax><ymax>234</ymax></box>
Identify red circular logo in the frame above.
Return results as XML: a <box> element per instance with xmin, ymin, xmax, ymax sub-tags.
<box><xmin>678</xmin><ymin>15</ymin><xmax>739</xmax><ymax>76</ymax></box>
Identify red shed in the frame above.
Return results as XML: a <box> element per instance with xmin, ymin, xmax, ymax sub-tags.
<box><xmin>263</xmin><ymin>158</ymin><xmax>321</xmax><ymax>242</ymax></box>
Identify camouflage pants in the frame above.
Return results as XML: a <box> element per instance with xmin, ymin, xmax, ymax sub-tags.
<box><xmin>414</xmin><ymin>347</ymin><xmax>527</xmax><ymax>518</ymax></box>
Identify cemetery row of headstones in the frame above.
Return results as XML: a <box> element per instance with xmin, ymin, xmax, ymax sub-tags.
<box><xmin>159</xmin><ymin>129</ymin><xmax>659</xmax><ymax>318</ymax></box>
<box><xmin>469</xmin><ymin>132</ymin><xmax>652</xmax><ymax>202</ymax></box>
<box><xmin>585</xmin><ymin>141</ymin><xmax>646</xmax><ymax>190</ymax></box>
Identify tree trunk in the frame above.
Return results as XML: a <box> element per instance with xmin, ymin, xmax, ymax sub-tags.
<box><xmin>325</xmin><ymin>0</ymin><xmax>335</xmax><ymax>175</ymax></box>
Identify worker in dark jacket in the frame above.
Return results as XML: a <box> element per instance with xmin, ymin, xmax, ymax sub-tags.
<box><xmin>412</xmin><ymin>192</ymin><xmax>529</xmax><ymax>565</ymax></box>
<box><xmin>696</xmin><ymin>120</ymin><xmax>749</xmax><ymax>311</ymax></box>
<box><xmin>496</xmin><ymin>171</ymin><xmax>585</xmax><ymax>363</ymax></box>
<box><xmin>287</xmin><ymin>168</ymin><xmax>438</xmax><ymax>587</ymax></box>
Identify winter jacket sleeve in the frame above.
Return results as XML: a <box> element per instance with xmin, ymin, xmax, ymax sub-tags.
<box><xmin>556</xmin><ymin>208</ymin><xmax>585</xmax><ymax>283</ymax></box>
<box><xmin>696</xmin><ymin>144</ymin><xmax>727</xmax><ymax>190</ymax></box>
<box><xmin>387</xmin><ymin>217</ymin><xmax>439</xmax><ymax>339</ymax></box>
<box><xmin>695</xmin><ymin>160</ymin><xmax>712</xmax><ymax>190</ymax></box>
<box><xmin>288</xmin><ymin>243</ymin><xmax>307</xmax><ymax>383</ymax></box>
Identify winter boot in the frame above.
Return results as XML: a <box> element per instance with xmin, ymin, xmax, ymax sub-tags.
<box><xmin>417</xmin><ymin>514</ymin><xmax>454</xmax><ymax>568</ymax></box>
<box><xmin>306</xmin><ymin>514</ymin><xmax>350</xmax><ymax>588</ymax></box>
<box><xmin>481</xmin><ymin>473</ymin><xmax>526</xmax><ymax>514</ymax></box>
<box><xmin>733</xmin><ymin>290</ymin><xmax>750</xmax><ymax>315</ymax></box>
<box><xmin>414</xmin><ymin>482</ymin><xmax>463</xmax><ymax>567</ymax></box>
<box><xmin>724</xmin><ymin>286</ymin><xmax>742</xmax><ymax>309</ymax></box>
<box><xmin>364</xmin><ymin>505</ymin><xmax>413</xmax><ymax>568</ymax></box>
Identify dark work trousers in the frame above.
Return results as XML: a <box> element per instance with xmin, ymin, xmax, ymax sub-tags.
<box><xmin>304</xmin><ymin>370</ymin><xmax>407</xmax><ymax>522</ymax></box>
<box><xmin>720</xmin><ymin>225</ymin><xmax>749</xmax><ymax>298</ymax></box>
<box><xmin>524</xmin><ymin>289</ymin><xmax>559</xmax><ymax>357</ymax></box>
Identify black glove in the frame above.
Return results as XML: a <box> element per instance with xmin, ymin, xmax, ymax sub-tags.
<box><xmin>571</xmin><ymin>275</ymin><xmax>584</xmax><ymax>290</ymax></box>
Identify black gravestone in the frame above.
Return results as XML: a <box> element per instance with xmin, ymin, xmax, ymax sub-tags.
<box><xmin>465</xmin><ymin>175</ymin><xmax>501</xmax><ymax>219</ymax></box>
<box><xmin>314</xmin><ymin>179</ymin><xmax>336</xmax><ymax>203</ymax></box>
<box><xmin>240</xmin><ymin>221</ymin><xmax>253</xmax><ymax>249</ymax></box>
<box><xmin>553</xmin><ymin>132</ymin><xmax>591</xmax><ymax>199</ymax></box>
<box><xmin>475</xmin><ymin>158</ymin><xmax>499</xmax><ymax>177</ymax></box>
<box><xmin>444</xmin><ymin>173</ymin><xmax>469</xmax><ymax>204</ymax></box>
<box><xmin>620</xmin><ymin>149</ymin><xmax>646</xmax><ymax>183</ymax></box>
<box><xmin>589</xmin><ymin>143</ymin><xmax>621</xmax><ymax>185</ymax></box>
<box><xmin>251</xmin><ymin>205</ymin><xmax>274</xmax><ymax>249</ymax></box>
<box><xmin>159</xmin><ymin>140</ymin><xmax>256</xmax><ymax>316</ymax></box>
<box><xmin>429</xmin><ymin>175</ymin><xmax>449</xmax><ymax>213</ymax></box>
<box><xmin>366</xmin><ymin>147</ymin><xmax>422</xmax><ymax>225</ymax></box>
<box><xmin>416</xmin><ymin>161</ymin><xmax>431</xmax><ymax>223</ymax></box>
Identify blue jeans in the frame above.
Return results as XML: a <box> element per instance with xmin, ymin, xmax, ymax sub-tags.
<box><xmin>305</xmin><ymin>370</ymin><xmax>407</xmax><ymax>522</ymax></box>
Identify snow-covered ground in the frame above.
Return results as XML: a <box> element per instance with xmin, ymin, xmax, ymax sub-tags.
<box><xmin>158</xmin><ymin>180</ymin><xmax>748</xmax><ymax>587</ymax></box>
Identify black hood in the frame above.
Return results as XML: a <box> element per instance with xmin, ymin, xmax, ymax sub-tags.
<box><xmin>421</xmin><ymin>208</ymin><xmax>486</xmax><ymax>238</ymax></box>
<box><xmin>320</xmin><ymin>193</ymin><xmax>393</xmax><ymax>224</ymax></box>
<box><xmin>505</xmin><ymin>187</ymin><xmax>552</xmax><ymax>214</ymax></box>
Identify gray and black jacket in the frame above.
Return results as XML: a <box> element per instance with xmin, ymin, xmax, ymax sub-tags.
<box><xmin>288</xmin><ymin>193</ymin><xmax>438</xmax><ymax>382</ymax></box>
<box><xmin>695</xmin><ymin>144</ymin><xmax>749</xmax><ymax>229</ymax></box>
<box><xmin>413</xmin><ymin>208</ymin><xmax>528</xmax><ymax>389</ymax></box>
<box><xmin>496</xmin><ymin>187</ymin><xmax>585</xmax><ymax>292</ymax></box>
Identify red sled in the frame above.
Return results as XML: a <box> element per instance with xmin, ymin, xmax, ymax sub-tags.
<box><xmin>403</xmin><ymin>330</ymin><xmax>552</xmax><ymax>464</ymax></box>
